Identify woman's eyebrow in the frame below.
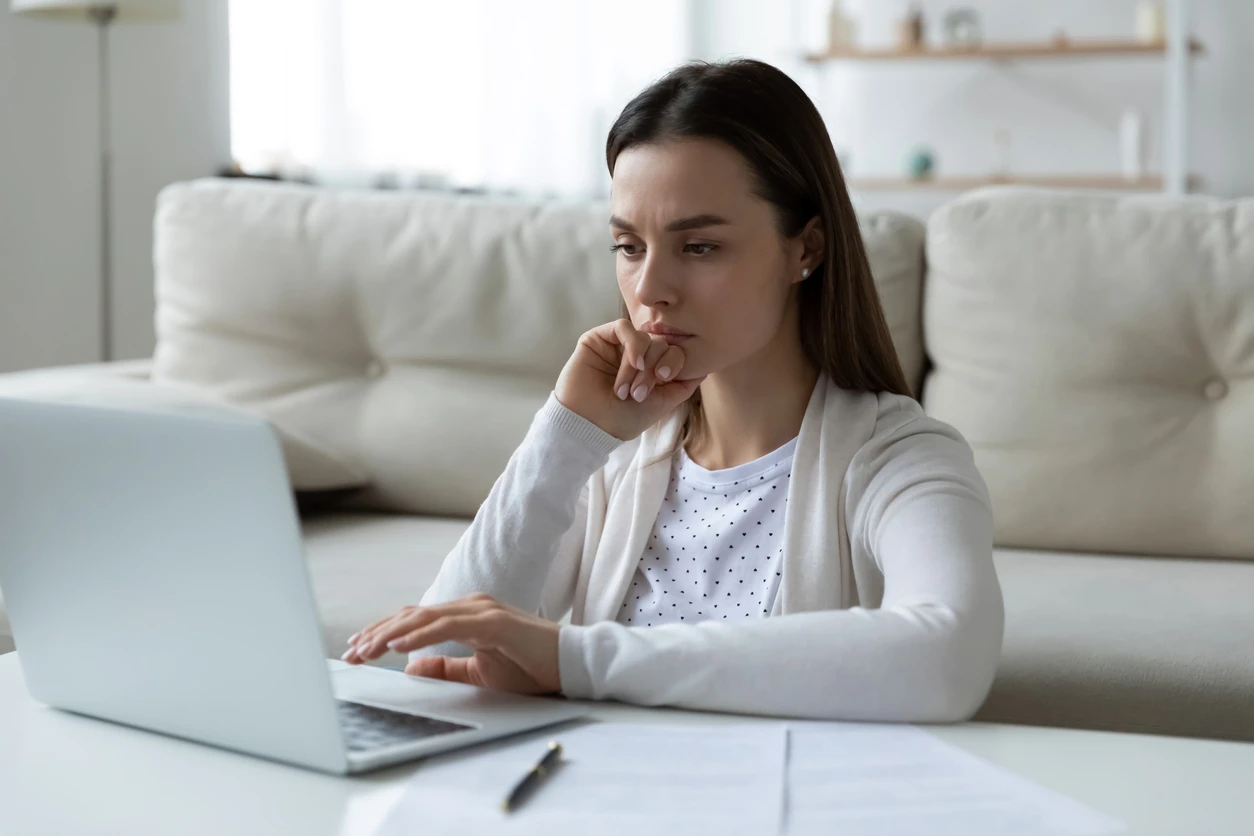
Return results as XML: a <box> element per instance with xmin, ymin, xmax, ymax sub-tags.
<box><xmin>609</xmin><ymin>213</ymin><xmax>731</xmax><ymax>233</ymax></box>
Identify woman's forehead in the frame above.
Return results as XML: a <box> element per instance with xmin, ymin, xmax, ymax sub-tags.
<box><xmin>610</xmin><ymin>140</ymin><xmax>763</xmax><ymax>227</ymax></box>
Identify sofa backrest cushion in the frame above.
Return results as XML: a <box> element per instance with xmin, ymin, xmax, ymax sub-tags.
<box><xmin>924</xmin><ymin>187</ymin><xmax>1253</xmax><ymax>560</ymax></box>
<box><xmin>153</xmin><ymin>179</ymin><xmax>926</xmax><ymax>516</ymax></box>
<box><xmin>0</xmin><ymin>362</ymin><xmax>366</xmax><ymax>492</ymax></box>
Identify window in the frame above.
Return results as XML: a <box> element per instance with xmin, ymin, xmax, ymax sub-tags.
<box><xmin>228</xmin><ymin>0</ymin><xmax>694</xmax><ymax>198</ymax></box>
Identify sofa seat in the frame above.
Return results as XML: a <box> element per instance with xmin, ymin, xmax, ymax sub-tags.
<box><xmin>301</xmin><ymin>517</ymin><xmax>1254</xmax><ymax>743</ymax></box>
<box><xmin>2</xmin><ymin>513</ymin><xmax>1254</xmax><ymax>741</ymax></box>
<box><xmin>4</xmin><ymin>520</ymin><xmax>1252</xmax><ymax>742</ymax></box>
<box><xmin>978</xmin><ymin>548</ymin><xmax>1254</xmax><ymax>742</ymax></box>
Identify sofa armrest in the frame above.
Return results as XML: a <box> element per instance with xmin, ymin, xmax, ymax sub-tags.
<box><xmin>0</xmin><ymin>358</ymin><xmax>154</xmax><ymax>390</ymax></box>
<box><xmin>0</xmin><ymin>358</ymin><xmax>366</xmax><ymax>492</ymax></box>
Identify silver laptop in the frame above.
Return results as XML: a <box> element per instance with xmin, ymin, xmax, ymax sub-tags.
<box><xmin>0</xmin><ymin>396</ymin><xmax>588</xmax><ymax>775</ymax></box>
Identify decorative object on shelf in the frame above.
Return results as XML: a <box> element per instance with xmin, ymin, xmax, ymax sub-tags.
<box><xmin>993</xmin><ymin>130</ymin><xmax>1013</xmax><ymax>179</ymax></box>
<box><xmin>9</xmin><ymin>0</ymin><xmax>181</xmax><ymax>363</ymax></box>
<box><xmin>898</xmin><ymin>4</ymin><xmax>925</xmax><ymax>51</ymax></box>
<box><xmin>1052</xmin><ymin>30</ymin><xmax>1069</xmax><ymax>48</ymax></box>
<box><xmin>1136</xmin><ymin>1</ymin><xmax>1167</xmax><ymax>43</ymax></box>
<box><xmin>826</xmin><ymin>0</ymin><xmax>857</xmax><ymax>52</ymax></box>
<box><xmin>907</xmin><ymin>147</ymin><xmax>936</xmax><ymax>181</ymax></box>
<box><xmin>943</xmin><ymin>8</ymin><xmax>982</xmax><ymax>48</ymax></box>
<box><xmin>1119</xmin><ymin>108</ymin><xmax>1146</xmax><ymax>182</ymax></box>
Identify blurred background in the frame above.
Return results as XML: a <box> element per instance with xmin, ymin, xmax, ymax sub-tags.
<box><xmin>1</xmin><ymin>0</ymin><xmax>1251</xmax><ymax>373</ymax></box>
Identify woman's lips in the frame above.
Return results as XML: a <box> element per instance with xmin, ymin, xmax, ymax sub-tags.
<box><xmin>641</xmin><ymin>323</ymin><xmax>693</xmax><ymax>346</ymax></box>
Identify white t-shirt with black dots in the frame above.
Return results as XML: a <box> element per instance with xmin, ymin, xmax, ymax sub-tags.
<box><xmin>616</xmin><ymin>436</ymin><xmax>796</xmax><ymax>627</ymax></box>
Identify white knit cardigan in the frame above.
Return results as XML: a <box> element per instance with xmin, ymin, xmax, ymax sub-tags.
<box><xmin>415</xmin><ymin>375</ymin><xmax>1004</xmax><ymax>722</ymax></box>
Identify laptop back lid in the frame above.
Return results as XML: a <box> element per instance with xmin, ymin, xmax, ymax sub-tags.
<box><xmin>0</xmin><ymin>397</ymin><xmax>348</xmax><ymax>773</ymax></box>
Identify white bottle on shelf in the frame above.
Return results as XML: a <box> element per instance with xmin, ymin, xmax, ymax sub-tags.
<box><xmin>827</xmin><ymin>1</ymin><xmax>857</xmax><ymax>53</ymax></box>
<box><xmin>1136</xmin><ymin>2</ymin><xmax>1167</xmax><ymax>43</ymax></box>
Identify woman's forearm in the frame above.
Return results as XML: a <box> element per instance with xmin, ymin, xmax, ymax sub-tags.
<box><xmin>414</xmin><ymin>394</ymin><xmax>621</xmax><ymax>656</ymax></box>
<box><xmin>557</xmin><ymin>487</ymin><xmax>1002</xmax><ymax>723</ymax></box>
<box><xmin>559</xmin><ymin>601</ymin><xmax>999</xmax><ymax>722</ymax></box>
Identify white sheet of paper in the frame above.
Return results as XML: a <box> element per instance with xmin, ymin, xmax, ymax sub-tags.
<box><xmin>785</xmin><ymin>722</ymin><xmax>1127</xmax><ymax>836</ymax></box>
<box><xmin>376</xmin><ymin>721</ymin><xmax>788</xmax><ymax>836</ymax></box>
<box><xmin>377</xmin><ymin>719</ymin><xmax>1124</xmax><ymax>836</ymax></box>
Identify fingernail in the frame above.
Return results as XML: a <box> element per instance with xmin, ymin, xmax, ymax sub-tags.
<box><xmin>657</xmin><ymin>366</ymin><xmax>671</xmax><ymax>380</ymax></box>
<box><xmin>632</xmin><ymin>385</ymin><xmax>647</xmax><ymax>402</ymax></box>
<box><xmin>340</xmin><ymin>649</ymin><xmax>354</xmax><ymax>661</ymax></box>
<box><xmin>356</xmin><ymin>643</ymin><xmax>372</xmax><ymax>657</ymax></box>
<box><xmin>347</xmin><ymin>633</ymin><xmax>358</xmax><ymax>645</ymax></box>
<box><xmin>387</xmin><ymin>640</ymin><xmax>402</xmax><ymax>651</ymax></box>
<box><xmin>635</xmin><ymin>355</ymin><xmax>645</xmax><ymax>371</ymax></box>
<box><xmin>617</xmin><ymin>384</ymin><xmax>629</xmax><ymax>400</ymax></box>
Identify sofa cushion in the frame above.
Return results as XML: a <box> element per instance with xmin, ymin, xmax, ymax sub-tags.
<box><xmin>302</xmin><ymin>512</ymin><xmax>470</xmax><ymax>669</ymax></box>
<box><xmin>0</xmin><ymin>361</ymin><xmax>366</xmax><ymax>491</ymax></box>
<box><xmin>924</xmin><ymin>188</ymin><xmax>1254</xmax><ymax>559</ymax></box>
<box><xmin>860</xmin><ymin>211</ymin><xmax>927</xmax><ymax>394</ymax></box>
<box><xmin>152</xmin><ymin>179</ymin><xmax>926</xmax><ymax>516</ymax></box>
<box><xmin>977</xmin><ymin>548</ymin><xmax>1254</xmax><ymax>742</ymax></box>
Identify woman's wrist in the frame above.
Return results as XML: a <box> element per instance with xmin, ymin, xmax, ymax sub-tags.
<box><xmin>541</xmin><ymin>392</ymin><xmax>625</xmax><ymax>453</ymax></box>
<box><xmin>557</xmin><ymin>624</ymin><xmax>595</xmax><ymax>700</ymax></box>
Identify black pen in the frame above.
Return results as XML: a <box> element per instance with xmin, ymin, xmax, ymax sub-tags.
<box><xmin>502</xmin><ymin>740</ymin><xmax>563</xmax><ymax>813</ymax></box>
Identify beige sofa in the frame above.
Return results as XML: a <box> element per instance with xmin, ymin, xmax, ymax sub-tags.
<box><xmin>1</xmin><ymin>180</ymin><xmax>1250</xmax><ymax>742</ymax></box>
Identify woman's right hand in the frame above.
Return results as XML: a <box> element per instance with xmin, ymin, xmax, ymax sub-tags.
<box><xmin>554</xmin><ymin>318</ymin><xmax>705</xmax><ymax>442</ymax></box>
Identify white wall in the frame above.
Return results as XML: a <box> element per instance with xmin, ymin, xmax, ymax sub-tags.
<box><xmin>0</xmin><ymin>2</ymin><xmax>229</xmax><ymax>373</ymax></box>
<box><xmin>110</xmin><ymin>1</ymin><xmax>231</xmax><ymax>361</ymax></box>
<box><xmin>0</xmin><ymin>9</ymin><xmax>100</xmax><ymax>373</ymax></box>
<box><xmin>695</xmin><ymin>0</ymin><xmax>1254</xmax><ymax>218</ymax></box>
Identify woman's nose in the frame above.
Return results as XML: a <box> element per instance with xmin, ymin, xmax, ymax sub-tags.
<box><xmin>634</xmin><ymin>255</ymin><xmax>677</xmax><ymax>308</ymax></box>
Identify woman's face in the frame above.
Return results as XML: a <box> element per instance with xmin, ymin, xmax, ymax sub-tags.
<box><xmin>609</xmin><ymin>138</ymin><xmax>816</xmax><ymax>381</ymax></box>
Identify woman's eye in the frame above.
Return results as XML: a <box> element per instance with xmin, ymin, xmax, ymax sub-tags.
<box><xmin>610</xmin><ymin>243</ymin><xmax>639</xmax><ymax>256</ymax></box>
<box><xmin>684</xmin><ymin>243</ymin><xmax>716</xmax><ymax>256</ymax></box>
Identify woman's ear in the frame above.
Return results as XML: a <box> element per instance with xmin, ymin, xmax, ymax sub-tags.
<box><xmin>795</xmin><ymin>216</ymin><xmax>825</xmax><ymax>283</ymax></box>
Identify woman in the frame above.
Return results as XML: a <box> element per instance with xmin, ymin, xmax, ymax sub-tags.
<box><xmin>344</xmin><ymin>59</ymin><xmax>1003</xmax><ymax>722</ymax></box>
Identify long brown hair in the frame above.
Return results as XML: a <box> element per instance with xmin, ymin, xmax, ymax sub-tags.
<box><xmin>606</xmin><ymin>59</ymin><xmax>910</xmax><ymax>449</ymax></box>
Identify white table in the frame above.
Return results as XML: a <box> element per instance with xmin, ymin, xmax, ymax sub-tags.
<box><xmin>1</xmin><ymin>654</ymin><xmax>1250</xmax><ymax>835</ymax></box>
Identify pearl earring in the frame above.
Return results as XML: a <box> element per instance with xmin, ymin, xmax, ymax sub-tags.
<box><xmin>801</xmin><ymin>268</ymin><xmax>810</xmax><ymax>278</ymax></box>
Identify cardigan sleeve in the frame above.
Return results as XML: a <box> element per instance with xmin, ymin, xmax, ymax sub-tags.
<box><xmin>557</xmin><ymin>412</ymin><xmax>1004</xmax><ymax>723</ymax></box>
<box><xmin>411</xmin><ymin>393</ymin><xmax>621</xmax><ymax>659</ymax></box>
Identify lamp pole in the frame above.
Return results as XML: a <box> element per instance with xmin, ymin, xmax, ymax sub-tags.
<box><xmin>90</xmin><ymin>3</ymin><xmax>117</xmax><ymax>361</ymax></box>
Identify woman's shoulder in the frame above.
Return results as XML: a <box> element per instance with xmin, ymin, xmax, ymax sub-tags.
<box><xmin>843</xmin><ymin>387</ymin><xmax>992</xmax><ymax>549</ymax></box>
<box><xmin>848</xmin><ymin>388</ymin><xmax>984</xmax><ymax>490</ymax></box>
<box><xmin>866</xmin><ymin>389</ymin><xmax>967</xmax><ymax>448</ymax></box>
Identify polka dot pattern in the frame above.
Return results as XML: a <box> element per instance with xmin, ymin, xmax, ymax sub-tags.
<box><xmin>617</xmin><ymin>436</ymin><xmax>795</xmax><ymax>627</ymax></box>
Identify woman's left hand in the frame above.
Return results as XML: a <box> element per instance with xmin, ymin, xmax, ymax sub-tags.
<box><xmin>342</xmin><ymin>594</ymin><xmax>562</xmax><ymax>695</ymax></box>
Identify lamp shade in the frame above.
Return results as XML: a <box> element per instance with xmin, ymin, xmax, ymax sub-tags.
<box><xmin>10</xmin><ymin>0</ymin><xmax>180</xmax><ymax>22</ymax></box>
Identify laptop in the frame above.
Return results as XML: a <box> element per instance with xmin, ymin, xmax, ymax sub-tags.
<box><xmin>0</xmin><ymin>396</ymin><xmax>588</xmax><ymax>775</ymax></box>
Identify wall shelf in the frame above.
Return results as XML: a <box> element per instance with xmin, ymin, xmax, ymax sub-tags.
<box><xmin>804</xmin><ymin>1</ymin><xmax>1205</xmax><ymax>197</ymax></box>
<box><xmin>805</xmin><ymin>38</ymin><xmax>1206</xmax><ymax>63</ymax></box>
<box><xmin>849</xmin><ymin>174</ymin><xmax>1204</xmax><ymax>192</ymax></box>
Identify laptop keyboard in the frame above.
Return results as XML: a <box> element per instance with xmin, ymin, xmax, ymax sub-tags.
<box><xmin>336</xmin><ymin>699</ymin><xmax>474</xmax><ymax>752</ymax></box>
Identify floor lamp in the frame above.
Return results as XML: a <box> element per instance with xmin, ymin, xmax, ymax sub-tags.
<box><xmin>9</xmin><ymin>0</ymin><xmax>180</xmax><ymax>362</ymax></box>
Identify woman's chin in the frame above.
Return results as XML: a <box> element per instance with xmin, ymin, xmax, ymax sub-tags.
<box><xmin>672</xmin><ymin>365</ymin><xmax>711</xmax><ymax>383</ymax></box>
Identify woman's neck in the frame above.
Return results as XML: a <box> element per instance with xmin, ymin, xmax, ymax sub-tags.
<box><xmin>685</xmin><ymin>326</ymin><xmax>818</xmax><ymax>472</ymax></box>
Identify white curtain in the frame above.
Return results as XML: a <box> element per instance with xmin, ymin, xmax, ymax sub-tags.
<box><xmin>228</xmin><ymin>0</ymin><xmax>694</xmax><ymax>199</ymax></box>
